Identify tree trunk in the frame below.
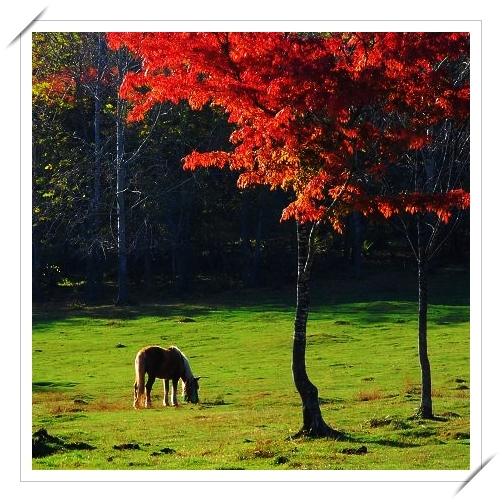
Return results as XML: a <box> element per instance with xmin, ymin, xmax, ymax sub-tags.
<box><xmin>115</xmin><ymin>49</ymin><xmax>128</xmax><ymax>305</ymax></box>
<box><xmin>86</xmin><ymin>33</ymin><xmax>104</xmax><ymax>303</ymax></box>
<box><xmin>143</xmin><ymin>229</ymin><xmax>153</xmax><ymax>294</ymax></box>
<box><xmin>292</xmin><ymin>223</ymin><xmax>341</xmax><ymax>438</ymax></box>
<box><xmin>249</xmin><ymin>191</ymin><xmax>263</xmax><ymax>287</ymax></box>
<box><xmin>177</xmin><ymin>189</ymin><xmax>193</xmax><ymax>293</ymax></box>
<box><xmin>240</xmin><ymin>190</ymin><xmax>252</xmax><ymax>285</ymax></box>
<box><xmin>32</xmin><ymin>226</ymin><xmax>42</xmax><ymax>301</ymax></box>
<box><xmin>417</xmin><ymin>216</ymin><xmax>433</xmax><ymax>418</ymax></box>
<box><xmin>350</xmin><ymin>211</ymin><xmax>364</xmax><ymax>279</ymax></box>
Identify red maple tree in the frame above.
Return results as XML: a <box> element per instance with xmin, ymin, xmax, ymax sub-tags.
<box><xmin>108</xmin><ymin>32</ymin><xmax>469</xmax><ymax>434</ymax></box>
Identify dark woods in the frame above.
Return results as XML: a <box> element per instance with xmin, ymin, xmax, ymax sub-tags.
<box><xmin>32</xmin><ymin>33</ymin><xmax>469</xmax><ymax>305</ymax></box>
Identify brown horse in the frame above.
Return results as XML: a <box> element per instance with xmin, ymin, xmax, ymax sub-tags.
<box><xmin>133</xmin><ymin>345</ymin><xmax>200</xmax><ymax>408</ymax></box>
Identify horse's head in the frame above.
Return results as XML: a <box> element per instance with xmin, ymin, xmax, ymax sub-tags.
<box><xmin>184</xmin><ymin>376</ymin><xmax>200</xmax><ymax>404</ymax></box>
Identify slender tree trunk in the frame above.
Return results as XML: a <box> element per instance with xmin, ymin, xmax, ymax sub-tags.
<box><xmin>142</xmin><ymin>223</ymin><xmax>153</xmax><ymax>294</ymax></box>
<box><xmin>292</xmin><ymin>223</ymin><xmax>341</xmax><ymax>438</ymax></box>
<box><xmin>87</xmin><ymin>33</ymin><xmax>104</xmax><ymax>302</ymax></box>
<box><xmin>177</xmin><ymin>188</ymin><xmax>193</xmax><ymax>293</ymax></box>
<box><xmin>240</xmin><ymin>190</ymin><xmax>252</xmax><ymax>285</ymax></box>
<box><xmin>250</xmin><ymin>191</ymin><xmax>263</xmax><ymax>287</ymax></box>
<box><xmin>350</xmin><ymin>211</ymin><xmax>364</xmax><ymax>279</ymax></box>
<box><xmin>116</xmin><ymin>49</ymin><xmax>128</xmax><ymax>304</ymax></box>
<box><xmin>32</xmin><ymin>226</ymin><xmax>41</xmax><ymax>301</ymax></box>
<box><xmin>417</xmin><ymin>216</ymin><xmax>433</xmax><ymax>418</ymax></box>
<box><xmin>32</xmin><ymin>144</ymin><xmax>42</xmax><ymax>301</ymax></box>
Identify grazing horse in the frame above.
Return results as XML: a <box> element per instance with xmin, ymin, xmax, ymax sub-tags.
<box><xmin>133</xmin><ymin>345</ymin><xmax>200</xmax><ymax>409</ymax></box>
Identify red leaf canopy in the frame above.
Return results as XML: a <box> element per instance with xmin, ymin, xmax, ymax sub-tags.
<box><xmin>107</xmin><ymin>32</ymin><xmax>469</xmax><ymax>228</ymax></box>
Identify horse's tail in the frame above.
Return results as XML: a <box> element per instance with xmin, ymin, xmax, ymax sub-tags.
<box><xmin>133</xmin><ymin>350</ymin><xmax>146</xmax><ymax>409</ymax></box>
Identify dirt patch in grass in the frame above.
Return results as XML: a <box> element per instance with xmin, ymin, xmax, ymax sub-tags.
<box><xmin>49</xmin><ymin>404</ymin><xmax>88</xmax><ymax>414</ymax></box>
<box><xmin>402</xmin><ymin>378</ymin><xmax>421</xmax><ymax>395</ymax></box>
<box><xmin>33</xmin><ymin>391</ymin><xmax>68</xmax><ymax>406</ymax></box>
<box><xmin>431</xmin><ymin>388</ymin><xmax>446</xmax><ymax>398</ymax></box>
<box><xmin>49</xmin><ymin>397</ymin><xmax>128</xmax><ymax>414</ymax></box>
<box><xmin>367</xmin><ymin>416</ymin><xmax>411</xmax><ymax>430</ymax></box>
<box><xmin>86</xmin><ymin>399</ymin><xmax>130</xmax><ymax>412</ymax></box>
<box><xmin>454</xmin><ymin>390</ymin><xmax>469</xmax><ymax>399</ymax></box>
<box><xmin>355</xmin><ymin>388</ymin><xmax>384</xmax><ymax>401</ymax></box>
<box><xmin>239</xmin><ymin>439</ymin><xmax>277</xmax><ymax>460</ymax></box>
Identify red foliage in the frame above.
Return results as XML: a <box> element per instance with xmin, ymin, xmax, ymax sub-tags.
<box><xmin>107</xmin><ymin>32</ymin><xmax>470</xmax><ymax>229</ymax></box>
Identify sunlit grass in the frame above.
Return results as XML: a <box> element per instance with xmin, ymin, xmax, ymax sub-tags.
<box><xmin>32</xmin><ymin>268</ymin><xmax>469</xmax><ymax>470</ymax></box>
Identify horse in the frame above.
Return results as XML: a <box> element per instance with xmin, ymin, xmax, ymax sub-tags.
<box><xmin>133</xmin><ymin>345</ymin><xmax>200</xmax><ymax>409</ymax></box>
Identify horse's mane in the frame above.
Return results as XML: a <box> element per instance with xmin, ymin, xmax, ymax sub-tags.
<box><xmin>171</xmin><ymin>345</ymin><xmax>194</xmax><ymax>382</ymax></box>
<box><xmin>170</xmin><ymin>346</ymin><xmax>194</xmax><ymax>400</ymax></box>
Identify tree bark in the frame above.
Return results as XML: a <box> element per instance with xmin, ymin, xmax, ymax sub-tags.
<box><xmin>115</xmin><ymin>48</ymin><xmax>128</xmax><ymax>305</ymax></box>
<box><xmin>417</xmin><ymin>216</ymin><xmax>433</xmax><ymax>418</ymax></box>
<box><xmin>143</xmin><ymin>226</ymin><xmax>153</xmax><ymax>294</ymax></box>
<box><xmin>350</xmin><ymin>211</ymin><xmax>364</xmax><ymax>279</ymax></box>
<box><xmin>32</xmin><ymin>225</ymin><xmax>42</xmax><ymax>301</ymax></box>
<box><xmin>292</xmin><ymin>223</ymin><xmax>341</xmax><ymax>438</ymax></box>
<box><xmin>86</xmin><ymin>33</ymin><xmax>104</xmax><ymax>303</ymax></box>
<box><xmin>250</xmin><ymin>191</ymin><xmax>263</xmax><ymax>287</ymax></box>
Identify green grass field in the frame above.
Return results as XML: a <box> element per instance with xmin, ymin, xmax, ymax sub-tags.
<box><xmin>32</xmin><ymin>267</ymin><xmax>470</xmax><ymax>470</ymax></box>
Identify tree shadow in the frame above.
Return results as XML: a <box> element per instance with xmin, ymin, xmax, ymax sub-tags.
<box><xmin>337</xmin><ymin>432</ymin><xmax>421</xmax><ymax>449</ymax></box>
<box><xmin>32</xmin><ymin>303</ymin><xmax>215</xmax><ymax>326</ymax></box>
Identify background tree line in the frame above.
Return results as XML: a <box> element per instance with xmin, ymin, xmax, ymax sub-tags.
<box><xmin>32</xmin><ymin>33</ymin><xmax>469</xmax><ymax>306</ymax></box>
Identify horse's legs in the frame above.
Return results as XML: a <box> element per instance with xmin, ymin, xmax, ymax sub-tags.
<box><xmin>162</xmin><ymin>379</ymin><xmax>169</xmax><ymax>407</ymax></box>
<box><xmin>133</xmin><ymin>382</ymin><xmax>139</xmax><ymax>409</ymax></box>
<box><xmin>145</xmin><ymin>374</ymin><xmax>155</xmax><ymax>408</ymax></box>
<box><xmin>171</xmin><ymin>378</ymin><xmax>179</xmax><ymax>407</ymax></box>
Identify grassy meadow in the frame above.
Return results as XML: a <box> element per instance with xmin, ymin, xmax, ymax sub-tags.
<box><xmin>32</xmin><ymin>266</ymin><xmax>470</xmax><ymax>470</ymax></box>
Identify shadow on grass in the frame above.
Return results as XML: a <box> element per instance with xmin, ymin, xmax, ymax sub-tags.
<box><xmin>289</xmin><ymin>429</ymin><xmax>419</xmax><ymax>449</ymax></box>
<box><xmin>199</xmin><ymin>400</ymin><xmax>231</xmax><ymax>407</ymax></box>
<box><xmin>346</xmin><ymin>433</ymin><xmax>421</xmax><ymax>449</ymax></box>
<box><xmin>33</xmin><ymin>304</ymin><xmax>216</xmax><ymax>327</ymax></box>
<box><xmin>33</xmin><ymin>381</ymin><xmax>78</xmax><ymax>392</ymax></box>
<box><xmin>33</xmin><ymin>266</ymin><xmax>469</xmax><ymax>330</ymax></box>
<box><xmin>406</xmin><ymin>415</ymin><xmax>449</xmax><ymax>423</ymax></box>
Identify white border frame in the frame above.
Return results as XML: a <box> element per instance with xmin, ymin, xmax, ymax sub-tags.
<box><xmin>21</xmin><ymin>20</ymin><xmax>481</xmax><ymax>484</ymax></box>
